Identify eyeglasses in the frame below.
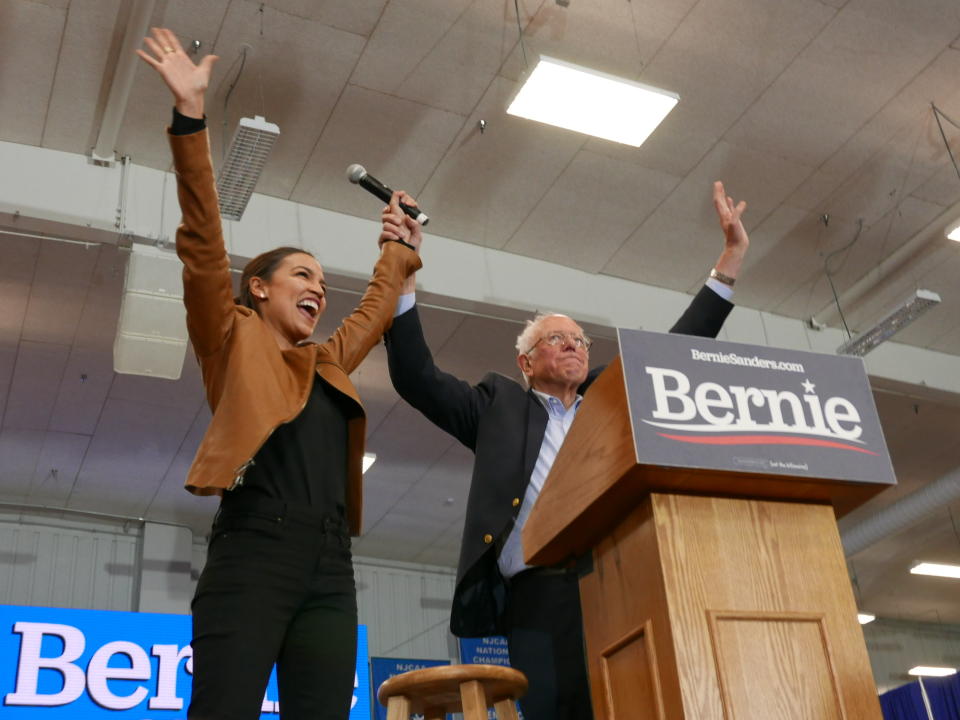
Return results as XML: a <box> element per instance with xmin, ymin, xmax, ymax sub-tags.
<box><xmin>526</xmin><ymin>331</ymin><xmax>592</xmax><ymax>353</ymax></box>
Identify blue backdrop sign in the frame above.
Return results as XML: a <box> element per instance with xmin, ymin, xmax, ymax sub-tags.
<box><xmin>458</xmin><ymin>636</ymin><xmax>511</xmax><ymax>666</ymax></box>
<box><xmin>370</xmin><ymin>657</ymin><xmax>450</xmax><ymax>720</ymax></box>
<box><xmin>0</xmin><ymin>604</ymin><xmax>369</xmax><ymax>719</ymax></box>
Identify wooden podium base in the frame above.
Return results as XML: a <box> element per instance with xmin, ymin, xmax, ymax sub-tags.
<box><xmin>579</xmin><ymin>493</ymin><xmax>881</xmax><ymax>720</ymax></box>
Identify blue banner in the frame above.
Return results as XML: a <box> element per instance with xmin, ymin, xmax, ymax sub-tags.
<box><xmin>0</xmin><ymin>604</ymin><xmax>369</xmax><ymax>719</ymax></box>
<box><xmin>458</xmin><ymin>636</ymin><xmax>511</xmax><ymax>666</ymax></box>
<box><xmin>370</xmin><ymin>657</ymin><xmax>450</xmax><ymax>720</ymax></box>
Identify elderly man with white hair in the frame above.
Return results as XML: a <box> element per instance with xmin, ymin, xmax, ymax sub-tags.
<box><xmin>379</xmin><ymin>182</ymin><xmax>750</xmax><ymax>720</ymax></box>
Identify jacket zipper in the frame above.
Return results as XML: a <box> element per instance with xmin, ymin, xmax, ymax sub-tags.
<box><xmin>228</xmin><ymin>358</ymin><xmax>318</xmax><ymax>491</ymax></box>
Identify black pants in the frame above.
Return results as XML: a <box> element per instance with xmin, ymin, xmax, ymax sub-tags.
<box><xmin>189</xmin><ymin>493</ymin><xmax>357</xmax><ymax>720</ymax></box>
<box><xmin>504</xmin><ymin>569</ymin><xmax>594</xmax><ymax>720</ymax></box>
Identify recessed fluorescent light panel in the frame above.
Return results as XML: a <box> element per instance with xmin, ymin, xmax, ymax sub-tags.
<box><xmin>910</xmin><ymin>562</ymin><xmax>960</xmax><ymax>579</ymax></box>
<box><xmin>506</xmin><ymin>56</ymin><xmax>678</xmax><ymax>147</ymax></box>
<box><xmin>857</xmin><ymin>613</ymin><xmax>876</xmax><ymax>625</ymax></box>
<box><xmin>908</xmin><ymin>666</ymin><xmax>957</xmax><ymax>677</ymax></box>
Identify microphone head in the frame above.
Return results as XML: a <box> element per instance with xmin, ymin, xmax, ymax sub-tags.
<box><xmin>346</xmin><ymin>164</ymin><xmax>367</xmax><ymax>184</ymax></box>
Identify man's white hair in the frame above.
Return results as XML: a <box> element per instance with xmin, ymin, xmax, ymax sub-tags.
<box><xmin>515</xmin><ymin>312</ymin><xmax>575</xmax><ymax>388</ymax></box>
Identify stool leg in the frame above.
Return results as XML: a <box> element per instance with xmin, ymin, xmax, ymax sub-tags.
<box><xmin>460</xmin><ymin>679</ymin><xmax>488</xmax><ymax>720</ymax></box>
<box><xmin>493</xmin><ymin>698</ymin><xmax>520</xmax><ymax>720</ymax></box>
<box><xmin>386</xmin><ymin>695</ymin><xmax>412</xmax><ymax>720</ymax></box>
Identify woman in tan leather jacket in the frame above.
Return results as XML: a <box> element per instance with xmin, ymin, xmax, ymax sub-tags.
<box><xmin>139</xmin><ymin>28</ymin><xmax>423</xmax><ymax>720</ymax></box>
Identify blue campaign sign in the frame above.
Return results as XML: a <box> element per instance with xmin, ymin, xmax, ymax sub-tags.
<box><xmin>369</xmin><ymin>657</ymin><xmax>450</xmax><ymax>720</ymax></box>
<box><xmin>458</xmin><ymin>636</ymin><xmax>511</xmax><ymax>666</ymax></box>
<box><xmin>0</xmin><ymin>604</ymin><xmax>369</xmax><ymax>719</ymax></box>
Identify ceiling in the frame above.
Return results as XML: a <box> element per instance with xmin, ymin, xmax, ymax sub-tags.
<box><xmin>1</xmin><ymin>0</ymin><xmax>960</xmax><ymax>633</ymax></box>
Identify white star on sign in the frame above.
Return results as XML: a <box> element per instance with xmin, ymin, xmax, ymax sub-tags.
<box><xmin>802</xmin><ymin>379</ymin><xmax>816</xmax><ymax>394</ymax></box>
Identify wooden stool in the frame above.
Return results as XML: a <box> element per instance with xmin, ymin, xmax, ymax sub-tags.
<box><xmin>377</xmin><ymin>664</ymin><xmax>527</xmax><ymax>720</ymax></box>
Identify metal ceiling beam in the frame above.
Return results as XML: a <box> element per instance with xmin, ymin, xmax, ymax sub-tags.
<box><xmin>91</xmin><ymin>0</ymin><xmax>157</xmax><ymax>165</ymax></box>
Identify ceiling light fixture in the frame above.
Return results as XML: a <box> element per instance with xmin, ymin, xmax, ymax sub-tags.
<box><xmin>857</xmin><ymin>613</ymin><xmax>876</xmax><ymax>625</ymax></box>
<box><xmin>908</xmin><ymin>666</ymin><xmax>958</xmax><ymax>677</ymax></box>
<box><xmin>947</xmin><ymin>221</ymin><xmax>960</xmax><ymax>241</ymax></box>
<box><xmin>216</xmin><ymin>115</ymin><xmax>280</xmax><ymax>221</ymax></box>
<box><xmin>836</xmin><ymin>289</ymin><xmax>941</xmax><ymax>356</ymax></box>
<box><xmin>910</xmin><ymin>561</ymin><xmax>960</xmax><ymax>579</ymax></box>
<box><xmin>362</xmin><ymin>453</ymin><xmax>377</xmax><ymax>474</ymax></box>
<box><xmin>506</xmin><ymin>56</ymin><xmax>678</xmax><ymax>147</ymax></box>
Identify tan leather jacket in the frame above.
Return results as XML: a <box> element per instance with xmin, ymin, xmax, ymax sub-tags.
<box><xmin>170</xmin><ymin>130</ymin><xmax>421</xmax><ymax>535</ymax></box>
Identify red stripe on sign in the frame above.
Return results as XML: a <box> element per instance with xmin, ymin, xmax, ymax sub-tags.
<box><xmin>656</xmin><ymin>433</ymin><xmax>878</xmax><ymax>456</ymax></box>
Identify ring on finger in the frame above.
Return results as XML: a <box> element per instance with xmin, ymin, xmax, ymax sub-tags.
<box><xmin>162</xmin><ymin>46</ymin><xmax>175</xmax><ymax>53</ymax></box>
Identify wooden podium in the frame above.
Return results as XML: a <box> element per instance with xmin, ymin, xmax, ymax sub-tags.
<box><xmin>523</xmin><ymin>332</ymin><xmax>895</xmax><ymax>720</ymax></box>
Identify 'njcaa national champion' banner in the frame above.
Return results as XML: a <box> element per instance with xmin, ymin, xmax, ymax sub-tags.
<box><xmin>0</xmin><ymin>604</ymin><xmax>370</xmax><ymax>719</ymax></box>
<box><xmin>618</xmin><ymin>330</ymin><xmax>895</xmax><ymax>485</ymax></box>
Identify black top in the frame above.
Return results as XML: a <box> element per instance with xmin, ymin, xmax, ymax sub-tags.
<box><xmin>241</xmin><ymin>377</ymin><xmax>357</xmax><ymax>515</ymax></box>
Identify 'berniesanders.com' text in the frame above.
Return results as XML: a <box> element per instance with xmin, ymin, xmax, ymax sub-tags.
<box><xmin>690</xmin><ymin>348</ymin><xmax>805</xmax><ymax>374</ymax></box>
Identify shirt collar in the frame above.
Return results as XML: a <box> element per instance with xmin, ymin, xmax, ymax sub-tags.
<box><xmin>531</xmin><ymin>388</ymin><xmax>582</xmax><ymax>414</ymax></box>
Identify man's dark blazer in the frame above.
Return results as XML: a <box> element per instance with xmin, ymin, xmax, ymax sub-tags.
<box><xmin>384</xmin><ymin>286</ymin><xmax>733</xmax><ymax>637</ymax></box>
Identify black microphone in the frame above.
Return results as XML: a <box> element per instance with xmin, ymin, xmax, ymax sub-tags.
<box><xmin>346</xmin><ymin>164</ymin><xmax>429</xmax><ymax>226</ymax></box>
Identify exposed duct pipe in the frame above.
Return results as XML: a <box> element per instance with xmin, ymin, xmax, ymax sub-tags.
<box><xmin>810</xmin><ymin>197</ymin><xmax>960</xmax><ymax>329</ymax></box>
<box><xmin>91</xmin><ymin>0</ymin><xmax>157</xmax><ymax>165</ymax></box>
<box><xmin>841</xmin><ymin>468</ymin><xmax>960</xmax><ymax>557</ymax></box>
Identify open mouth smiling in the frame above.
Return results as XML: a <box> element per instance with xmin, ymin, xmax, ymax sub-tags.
<box><xmin>297</xmin><ymin>297</ymin><xmax>320</xmax><ymax>320</ymax></box>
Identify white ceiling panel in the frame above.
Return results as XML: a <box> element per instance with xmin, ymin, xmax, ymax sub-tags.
<box><xmin>412</xmin><ymin>516</ymin><xmax>464</xmax><ymax>565</ymax></box>
<box><xmin>603</xmin><ymin>142</ymin><xmax>813</xmax><ymax>292</ymax></box>
<box><xmin>612</xmin><ymin>0</ymin><xmax>836</xmax><ymax>177</ymax></box>
<box><xmin>21</xmin><ymin>240</ymin><xmax>100</xmax><ymax>345</ymax></box>
<box><xmin>504</xmin><ymin>150</ymin><xmax>679</xmax><ymax>273</ymax></box>
<box><xmin>73</xmin><ymin>243</ymin><xmax>126</xmax><ymax>350</ymax></box>
<box><xmin>67</xmin><ymin>396</ymin><xmax>197</xmax><ymax>516</ymax></box>
<box><xmin>0</xmin><ymin>428</ymin><xmax>44</xmax><ymax>502</ymax></box>
<box><xmin>816</xmin><ymin>131</ymin><xmax>949</xmax><ymax>230</ymax></box>
<box><xmin>269</xmin><ymin>0</ymin><xmax>388</xmax><ymax>37</ymax></box>
<box><xmin>143</xmin><ymin>403</ymin><xmax>212</xmax><ymax>531</ymax></box>
<box><xmin>0</xmin><ymin>0</ymin><xmax>64</xmax><ymax>146</ymax></box>
<box><xmin>601</xmin><ymin>211</ymin><xmax>712</xmax><ymax>291</ymax></box>
<box><xmin>353</xmin><ymin>509</ymin><xmax>437</xmax><ymax>560</ymax></box>
<box><xmin>350</xmin><ymin>0</ymin><xmax>513</xmax><ymax>116</ymax></box>
<box><xmin>108</xmin><ymin>346</ymin><xmax>205</xmax><ymax>412</ymax></box>
<box><xmin>0</xmin><ymin>344</ymin><xmax>19</xmax><ymax>421</ymax></box>
<box><xmin>418</xmin><ymin>75</ymin><xmax>586</xmax><ymax>248</ymax></box>
<box><xmin>40</xmin><ymin>0</ymin><xmax>122</xmax><ymax>153</ymax></box>
<box><xmin>359</xmin><ymin>473</ymin><xmax>415</xmax><ymax>532</ymax></box>
<box><xmin>432</xmin><ymin>314</ymin><xmax>525</xmax><ymax>384</ymax></box>
<box><xmin>3</xmin><ymin>340</ymin><xmax>70</xmax><ymax>431</ymax></box>
<box><xmin>929</xmin><ymin>325</ymin><xmax>960</xmax><ymax>355</ymax></box>
<box><xmin>0</xmin><ymin>234</ymin><xmax>38</xmax><ymax>345</ymax></box>
<box><xmin>290</xmin><ymin>84</ymin><xmax>465</xmax><ymax>216</ymax></box>
<box><xmin>161</xmin><ymin>0</ymin><xmax>231</xmax><ymax>40</ymax></box>
<box><xmin>730</xmin><ymin>205</ymin><xmax>835</xmax><ymax>312</ymax></box>
<box><xmin>789</xmin><ymin>49</ymin><xmax>960</xmax><ymax>213</ymax></box>
<box><xmin>501</xmin><ymin>0</ymin><xmax>698</xmax><ymax>83</ymax></box>
<box><xmin>23</xmin><ymin>431</ymin><xmax>90</xmax><ymax>506</ymax></box>
<box><xmin>725</xmin><ymin>1</ymin><xmax>960</xmax><ymax>168</ymax></box>
<box><xmin>48</xmin><ymin>345</ymin><xmax>113</xmax><ymax>435</ymax></box>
